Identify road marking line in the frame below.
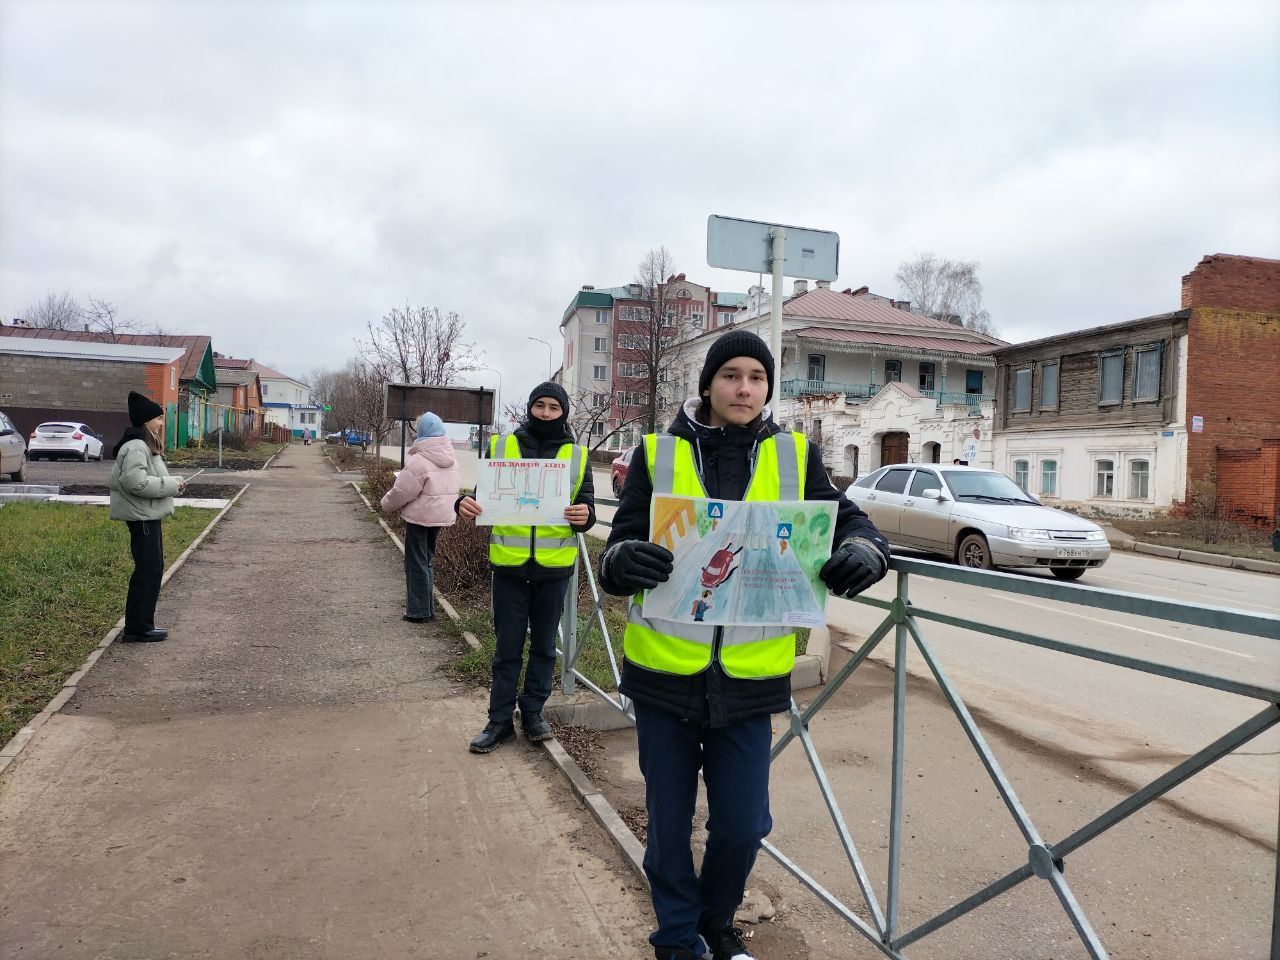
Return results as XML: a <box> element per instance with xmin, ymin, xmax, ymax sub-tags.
<box><xmin>998</xmin><ymin>595</ymin><xmax>1256</xmax><ymax>660</ymax></box>
<box><xmin>1086</xmin><ymin>573</ymin><xmax>1278</xmax><ymax>615</ymax></box>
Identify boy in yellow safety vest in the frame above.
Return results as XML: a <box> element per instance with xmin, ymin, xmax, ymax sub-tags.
<box><xmin>599</xmin><ymin>331</ymin><xmax>889</xmax><ymax>960</ymax></box>
<box><xmin>457</xmin><ymin>382</ymin><xmax>595</xmax><ymax>753</ymax></box>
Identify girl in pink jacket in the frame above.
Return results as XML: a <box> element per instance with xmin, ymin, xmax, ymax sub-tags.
<box><xmin>380</xmin><ymin>413</ymin><xmax>460</xmax><ymax>622</ymax></box>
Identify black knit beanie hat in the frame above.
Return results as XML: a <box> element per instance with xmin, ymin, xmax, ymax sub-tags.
<box><xmin>527</xmin><ymin>381</ymin><xmax>570</xmax><ymax>420</ymax></box>
<box><xmin>128</xmin><ymin>391</ymin><xmax>164</xmax><ymax>427</ymax></box>
<box><xmin>698</xmin><ymin>331</ymin><xmax>775</xmax><ymax>403</ymax></box>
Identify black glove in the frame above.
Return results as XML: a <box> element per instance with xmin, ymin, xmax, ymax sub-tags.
<box><xmin>607</xmin><ymin>540</ymin><xmax>675</xmax><ymax>592</ymax></box>
<box><xmin>820</xmin><ymin>538</ymin><xmax>887</xmax><ymax>598</ymax></box>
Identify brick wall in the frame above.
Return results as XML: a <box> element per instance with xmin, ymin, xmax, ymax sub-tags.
<box><xmin>1181</xmin><ymin>255</ymin><xmax>1280</xmax><ymax>517</ymax></box>
<box><xmin>1180</xmin><ymin>253</ymin><xmax>1280</xmax><ymax>313</ymax></box>
<box><xmin>0</xmin><ymin>355</ymin><xmax>181</xmax><ymax>447</ymax></box>
<box><xmin>1215</xmin><ymin>440</ymin><xmax>1280</xmax><ymax>527</ymax></box>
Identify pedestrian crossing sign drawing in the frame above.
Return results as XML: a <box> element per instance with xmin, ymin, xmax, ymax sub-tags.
<box><xmin>645</xmin><ymin>494</ymin><xmax>837</xmax><ymax>627</ymax></box>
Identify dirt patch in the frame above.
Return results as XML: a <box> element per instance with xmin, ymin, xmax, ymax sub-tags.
<box><xmin>58</xmin><ymin>482</ymin><xmax>240</xmax><ymax>499</ymax></box>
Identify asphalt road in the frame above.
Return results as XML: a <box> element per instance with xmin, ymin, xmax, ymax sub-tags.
<box><xmin>825</xmin><ymin>547</ymin><xmax>1279</xmax><ymax>847</ymax></box>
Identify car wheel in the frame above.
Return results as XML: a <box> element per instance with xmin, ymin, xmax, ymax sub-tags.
<box><xmin>956</xmin><ymin>532</ymin><xmax>993</xmax><ymax>569</ymax></box>
<box><xmin>612</xmin><ymin>476</ymin><xmax>622</xmax><ymax>496</ymax></box>
<box><xmin>10</xmin><ymin>459</ymin><xmax>25</xmax><ymax>482</ymax></box>
<box><xmin>1050</xmin><ymin>567</ymin><xmax>1086</xmax><ymax>581</ymax></box>
<box><xmin>80</xmin><ymin>448</ymin><xmax>89</xmax><ymax>462</ymax></box>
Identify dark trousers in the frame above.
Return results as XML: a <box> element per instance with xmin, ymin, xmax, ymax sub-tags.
<box><xmin>635</xmin><ymin>700</ymin><xmax>774</xmax><ymax>956</ymax></box>
<box><xmin>124</xmin><ymin>519</ymin><xmax>165</xmax><ymax>634</ymax></box>
<box><xmin>488</xmin><ymin>573</ymin><xmax>569</xmax><ymax>723</ymax></box>
<box><xmin>404</xmin><ymin>523</ymin><xmax>440</xmax><ymax>619</ymax></box>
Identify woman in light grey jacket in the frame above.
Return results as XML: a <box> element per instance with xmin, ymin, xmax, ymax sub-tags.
<box><xmin>108</xmin><ymin>391</ymin><xmax>186</xmax><ymax>643</ymax></box>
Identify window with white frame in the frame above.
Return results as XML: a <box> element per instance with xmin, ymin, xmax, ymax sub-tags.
<box><xmin>1040</xmin><ymin>362</ymin><xmax>1059</xmax><ymax>408</ymax></box>
<box><xmin>262</xmin><ymin>383</ymin><xmax>269</xmax><ymax>396</ymax></box>
<box><xmin>595</xmin><ymin>308</ymin><xmax>610</xmax><ymax>324</ymax></box>
<box><xmin>1013</xmin><ymin>368</ymin><xmax>1031</xmax><ymax>410</ymax></box>
<box><xmin>1013</xmin><ymin>459</ymin><xmax>1029</xmax><ymax>490</ymax></box>
<box><xmin>171</xmin><ymin>368</ymin><xmax>177</xmax><ymax>389</ymax></box>
<box><xmin>1040</xmin><ymin>459</ymin><xmax>1058</xmax><ymax>496</ymax></box>
<box><xmin>1095</xmin><ymin>459</ymin><xmax>1115</xmax><ymax>497</ymax></box>
<box><xmin>918</xmin><ymin>362</ymin><xmax>935</xmax><ymax>392</ymax></box>
<box><xmin>884</xmin><ymin>359</ymin><xmax>902</xmax><ymax>383</ymax></box>
<box><xmin>1134</xmin><ymin>346</ymin><xmax>1161</xmax><ymax>401</ymax></box>
<box><xmin>718</xmin><ymin>311</ymin><xmax>733</xmax><ymax>326</ymax></box>
<box><xmin>593</xmin><ymin>337</ymin><xmax>607</xmax><ymax>352</ymax></box>
<box><xmin>617</xmin><ymin>361</ymin><xmax>645</xmax><ymax>378</ymax></box>
<box><xmin>592</xmin><ymin>364</ymin><xmax>606</xmax><ymax>380</ymax></box>
<box><xmin>617</xmin><ymin>334</ymin><xmax>646</xmax><ymax>350</ymax></box>
<box><xmin>1099</xmin><ymin>352</ymin><xmax>1124</xmax><ymax>405</ymax></box>
<box><xmin>591</xmin><ymin>421</ymin><xmax>604</xmax><ymax>436</ymax></box>
<box><xmin>1129</xmin><ymin>459</ymin><xmax>1151</xmax><ymax>499</ymax></box>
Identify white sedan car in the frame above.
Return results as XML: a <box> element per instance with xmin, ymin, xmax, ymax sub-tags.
<box><xmin>28</xmin><ymin>421</ymin><xmax>107</xmax><ymax>462</ymax></box>
<box><xmin>848</xmin><ymin>464</ymin><xmax>1110</xmax><ymax>580</ymax></box>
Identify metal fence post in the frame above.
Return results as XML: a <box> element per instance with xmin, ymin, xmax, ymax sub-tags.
<box><xmin>561</xmin><ymin>553</ymin><xmax>578</xmax><ymax>694</ymax></box>
<box><xmin>886</xmin><ymin>568</ymin><xmax>910</xmax><ymax>943</ymax></box>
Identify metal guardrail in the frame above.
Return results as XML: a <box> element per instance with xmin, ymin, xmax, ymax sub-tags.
<box><xmin>770</xmin><ymin>556</ymin><xmax>1279</xmax><ymax>959</ymax></box>
<box><xmin>553</xmin><ymin>500</ymin><xmax>1280</xmax><ymax>958</ymax></box>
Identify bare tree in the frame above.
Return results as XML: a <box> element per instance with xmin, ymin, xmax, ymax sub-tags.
<box><xmin>327</xmin><ymin>358</ymin><xmax>392</xmax><ymax>456</ymax></box>
<box><xmin>894</xmin><ymin>254</ymin><xmax>998</xmax><ymax>336</ymax></box>
<box><xmin>616</xmin><ymin>247</ymin><xmax>701</xmax><ymax>432</ymax></box>
<box><xmin>19</xmin><ymin>291</ymin><xmax>82</xmax><ymax>329</ymax></box>
<box><xmin>361</xmin><ymin>304</ymin><xmax>483</xmax><ymax>386</ymax></box>
<box><xmin>82</xmin><ymin>297</ymin><xmax>141</xmax><ymax>341</ymax></box>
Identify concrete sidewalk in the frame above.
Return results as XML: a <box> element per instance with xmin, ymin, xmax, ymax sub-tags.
<box><xmin>0</xmin><ymin>444</ymin><xmax>652</xmax><ymax>958</ymax></box>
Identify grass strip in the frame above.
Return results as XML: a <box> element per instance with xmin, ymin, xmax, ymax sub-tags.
<box><xmin>0</xmin><ymin>503</ymin><xmax>216</xmax><ymax>745</ymax></box>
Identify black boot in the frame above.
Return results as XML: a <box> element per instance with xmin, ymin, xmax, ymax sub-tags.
<box><xmin>521</xmin><ymin>712</ymin><xmax>553</xmax><ymax>742</ymax></box>
<box><xmin>121</xmin><ymin>628</ymin><xmax>167</xmax><ymax>643</ymax></box>
<box><xmin>469</xmin><ymin>720</ymin><xmax>516</xmax><ymax>754</ymax></box>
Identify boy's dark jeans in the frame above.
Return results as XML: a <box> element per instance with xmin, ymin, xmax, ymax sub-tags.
<box><xmin>124</xmin><ymin>519</ymin><xmax>165</xmax><ymax>634</ymax></box>
<box><xmin>635</xmin><ymin>700</ymin><xmax>773</xmax><ymax>956</ymax></box>
<box><xmin>488</xmin><ymin>572</ymin><xmax>569</xmax><ymax>723</ymax></box>
<box><xmin>404</xmin><ymin>523</ymin><xmax>440</xmax><ymax>619</ymax></box>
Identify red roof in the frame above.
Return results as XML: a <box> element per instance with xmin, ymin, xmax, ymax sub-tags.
<box><xmin>0</xmin><ymin>327</ymin><xmax>213</xmax><ymax>384</ymax></box>
<box><xmin>213</xmin><ymin>356</ymin><xmax>251</xmax><ymax>370</ymax></box>
<box><xmin>785</xmin><ymin>289</ymin><xmax>966</xmax><ymax>330</ymax></box>
<box><xmin>791</xmin><ymin>326</ymin><xmax>997</xmax><ymax>356</ymax></box>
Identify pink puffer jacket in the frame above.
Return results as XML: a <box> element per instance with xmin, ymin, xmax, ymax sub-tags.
<box><xmin>379</xmin><ymin>436</ymin><xmax>460</xmax><ymax>527</ymax></box>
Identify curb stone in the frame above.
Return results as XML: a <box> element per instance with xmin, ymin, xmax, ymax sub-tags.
<box><xmin>0</xmin><ymin>483</ymin><xmax>251</xmax><ymax>778</ymax></box>
<box><xmin>1125</xmin><ymin>538</ymin><xmax>1280</xmax><ymax>575</ymax></box>
<box><xmin>355</xmin><ymin>480</ymin><xmax>654</xmax><ymax>882</ymax></box>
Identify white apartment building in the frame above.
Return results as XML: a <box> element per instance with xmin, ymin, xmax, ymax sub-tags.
<box><xmin>662</xmin><ymin>281</ymin><xmax>1005</xmax><ymax>479</ymax></box>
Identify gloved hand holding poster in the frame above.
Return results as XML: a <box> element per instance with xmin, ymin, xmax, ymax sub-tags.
<box><xmin>473</xmin><ymin>457</ymin><xmax>571</xmax><ymax>527</ymax></box>
<box><xmin>642</xmin><ymin>494</ymin><xmax>837</xmax><ymax>627</ymax></box>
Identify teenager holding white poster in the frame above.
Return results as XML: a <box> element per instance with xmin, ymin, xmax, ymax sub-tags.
<box><xmin>456</xmin><ymin>382</ymin><xmax>595</xmax><ymax>753</ymax></box>
<box><xmin>598</xmin><ymin>331</ymin><xmax>889</xmax><ymax>960</ymax></box>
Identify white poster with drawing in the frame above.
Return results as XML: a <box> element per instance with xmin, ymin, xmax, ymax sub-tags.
<box><xmin>641</xmin><ymin>495</ymin><xmax>837</xmax><ymax>627</ymax></box>
<box><xmin>474</xmin><ymin>457</ymin><xmax>571</xmax><ymax>526</ymax></box>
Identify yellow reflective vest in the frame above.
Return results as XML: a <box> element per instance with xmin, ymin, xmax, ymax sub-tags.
<box><xmin>623</xmin><ymin>431</ymin><xmax>807</xmax><ymax>679</ymax></box>
<box><xmin>487</xmin><ymin>433</ymin><xmax>587</xmax><ymax>569</ymax></box>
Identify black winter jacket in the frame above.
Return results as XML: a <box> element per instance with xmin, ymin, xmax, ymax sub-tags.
<box><xmin>600</xmin><ymin>399</ymin><xmax>889</xmax><ymax>727</ymax></box>
<box><xmin>456</xmin><ymin>421</ymin><xmax>596</xmax><ymax>583</ymax></box>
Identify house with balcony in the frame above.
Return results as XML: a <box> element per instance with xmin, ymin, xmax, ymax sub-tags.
<box><xmin>663</xmin><ymin>282</ymin><xmax>1004</xmax><ymax>479</ymax></box>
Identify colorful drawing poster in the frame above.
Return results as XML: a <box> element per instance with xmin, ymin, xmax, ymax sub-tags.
<box><xmin>474</xmin><ymin>457</ymin><xmax>571</xmax><ymax>527</ymax></box>
<box><xmin>641</xmin><ymin>495</ymin><xmax>837</xmax><ymax>627</ymax></box>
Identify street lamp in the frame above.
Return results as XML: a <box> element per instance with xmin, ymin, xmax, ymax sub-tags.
<box><xmin>528</xmin><ymin>336</ymin><xmax>553</xmax><ymax>380</ymax></box>
<box><xmin>477</xmin><ymin>365</ymin><xmax>502</xmax><ymax>430</ymax></box>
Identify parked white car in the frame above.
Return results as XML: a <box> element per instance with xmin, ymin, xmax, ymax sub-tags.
<box><xmin>28</xmin><ymin>421</ymin><xmax>107</xmax><ymax>462</ymax></box>
<box><xmin>0</xmin><ymin>409</ymin><xmax>27</xmax><ymax>481</ymax></box>
<box><xmin>848</xmin><ymin>464</ymin><xmax>1111</xmax><ymax>580</ymax></box>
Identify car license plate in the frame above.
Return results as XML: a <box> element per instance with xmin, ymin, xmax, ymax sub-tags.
<box><xmin>1056</xmin><ymin>547</ymin><xmax>1089</xmax><ymax>559</ymax></box>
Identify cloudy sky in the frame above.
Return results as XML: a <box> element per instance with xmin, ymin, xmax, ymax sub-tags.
<box><xmin>2</xmin><ymin>0</ymin><xmax>1277</xmax><ymax>410</ymax></box>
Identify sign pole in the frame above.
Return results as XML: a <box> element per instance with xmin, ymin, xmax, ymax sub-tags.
<box><xmin>770</xmin><ymin>227</ymin><xmax>786</xmax><ymax>391</ymax></box>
